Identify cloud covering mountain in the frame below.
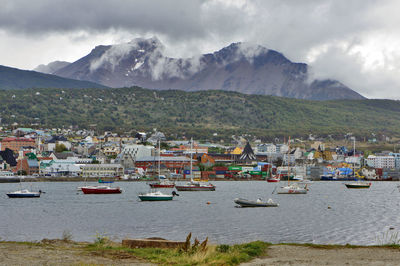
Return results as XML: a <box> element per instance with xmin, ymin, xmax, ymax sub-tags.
<box><xmin>52</xmin><ymin>38</ymin><xmax>364</xmax><ymax>100</ymax></box>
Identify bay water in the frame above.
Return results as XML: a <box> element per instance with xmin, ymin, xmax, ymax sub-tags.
<box><xmin>1</xmin><ymin>181</ymin><xmax>399</xmax><ymax>245</ymax></box>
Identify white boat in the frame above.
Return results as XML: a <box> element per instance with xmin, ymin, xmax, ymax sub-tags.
<box><xmin>138</xmin><ymin>190</ymin><xmax>178</xmax><ymax>201</ymax></box>
<box><xmin>7</xmin><ymin>189</ymin><xmax>42</xmax><ymax>198</ymax></box>
<box><xmin>234</xmin><ymin>198</ymin><xmax>279</xmax><ymax>207</ymax></box>
<box><xmin>277</xmin><ymin>183</ymin><xmax>308</xmax><ymax>194</ymax></box>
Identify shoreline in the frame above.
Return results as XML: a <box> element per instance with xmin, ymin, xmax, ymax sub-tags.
<box><xmin>1</xmin><ymin>239</ymin><xmax>400</xmax><ymax>265</ymax></box>
<box><xmin>3</xmin><ymin>176</ymin><xmax>399</xmax><ymax>182</ymax></box>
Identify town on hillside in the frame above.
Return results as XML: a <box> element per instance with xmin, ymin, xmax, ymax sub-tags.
<box><xmin>0</xmin><ymin>127</ymin><xmax>398</xmax><ymax>181</ymax></box>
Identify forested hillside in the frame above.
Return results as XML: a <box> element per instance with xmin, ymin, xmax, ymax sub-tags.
<box><xmin>1</xmin><ymin>87</ymin><xmax>398</xmax><ymax>140</ymax></box>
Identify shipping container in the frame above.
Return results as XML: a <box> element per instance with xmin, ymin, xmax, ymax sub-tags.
<box><xmin>229</xmin><ymin>166</ymin><xmax>242</xmax><ymax>171</ymax></box>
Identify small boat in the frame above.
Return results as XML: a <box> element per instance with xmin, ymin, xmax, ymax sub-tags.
<box><xmin>98</xmin><ymin>179</ymin><xmax>114</xmax><ymax>184</ymax></box>
<box><xmin>345</xmin><ymin>182</ymin><xmax>371</xmax><ymax>189</ymax></box>
<box><xmin>175</xmin><ymin>179</ymin><xmax>216</xmax><ymax>191</ymax></box>
<box><xmin>138</xmin><ymin>191</ymin><xmax>178</xmax><ymax>201</ymax></box>
<box><xmin>277</xmin><ymin>183</ymin><xmax>308</xmax><ymax>194</ymax></box>
<box><xmin>7</xmin><ymin>189</ymin><xmax>42</xmax><ymax>198</ymax></box>
<box><xmin>149</xmin><ymin>177</ymin><xmax>175</xmax><ymax>188</ymax></box>
<box><xmin>234</xmin><ymin>198</ymin><xmax>279</xmax><ymax>207</ymax></box>
<box><xmin>267</xmin><ymin>176</ymin><xmax>280</xmax><ymax>183</ymax></box>
<box><xmin>81</xmin><ymin>186</ymin><xmax>122</xmax><ymax>194</ymax></box>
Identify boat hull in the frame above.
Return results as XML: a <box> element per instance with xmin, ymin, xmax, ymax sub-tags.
<box><xmin>234</xmin><ymin>198</ymin><xmax>278</xmax><ymax>207</ymax></box>
<box><xmin>81</xmin><ymin>187</ymin><xmax>122</xmax><ymax>194</ymax></box>
<box><xmin>138</xmin><ymin>195</ymin><xmax>173</xmax><ymax>201</ymax></box>
<box><xmin>149</xmin><ymin>184</ymin><xmax>175</xmax><ymax>188</ymax></box>
<box><xmin>7</xmin><ymin>193</ymin><xmax>40</xmax><ymax>198</ymax></box>
<box><xmin>345</xmin><ymin>184</ymin><xmax>371</xmax><ymax>189</ymax></box>
<box><xmin>175</xmin><ymin>185</ymin><xmax>216</xmax><ymax>191</ymax></box>
<box><xmin>267</xmin><ymin>178</ymin><xmax>279</xmax><ymax>183</ymax></box>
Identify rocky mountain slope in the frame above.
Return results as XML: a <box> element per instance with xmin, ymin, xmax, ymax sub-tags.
<box><xmin>34</xmin><ymin>61</ymin><xmax>70</xmax><ymax>74</ymax></box>
<box><xmin>53</xmin><ymin>37</ymin><xmax>365</xmax><ymax>100</ymax></box>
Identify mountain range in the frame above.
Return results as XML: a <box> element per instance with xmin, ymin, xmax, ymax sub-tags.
<box><xmin>45</xmin><ymin>37</ymin><xmax>364</xmax><ymax>100</ymax></box>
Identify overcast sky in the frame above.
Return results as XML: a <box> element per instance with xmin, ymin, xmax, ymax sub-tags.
<box><xmin>1</xmin><ymin>0</ymin><xmax>400</xmax><ymax>99</ymax></box>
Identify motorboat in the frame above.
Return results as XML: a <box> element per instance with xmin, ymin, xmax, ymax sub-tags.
<box><xmin>345</xmin><ymin>181</ymin><xmax>371</xmax><ymax>189</ymax></box>
<box><xmin>138</xmin><ymin>190</ymin><xmax>178</xmax><ymax>201</ymax></box>
<box><xmin>175</xmin><ymin>179</ymin><xmax>216</xmax><ymax>191</ymax></box>
<box><xmin>81</xmin><ymin>186</ymin><xmax>122</xmax><ymax>194</ymax></box>
<box><xmin>7</xmin><ymin>189</ymin><xmax>42</xmax><ymax>198</ymax></box>
<box><xmin>277</xmin><ymin>183</ymin><xmax>308</xmax><ymax>194</ymax></box>
<box><xmin>234</xmin><ymin>198</ymin><xmax>279</xmax><ymax>207</ymax></box>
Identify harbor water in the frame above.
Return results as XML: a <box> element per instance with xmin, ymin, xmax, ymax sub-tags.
<box><xmin>1</xmin><ymin>181</ymin><xmax>400</xmax><ymax>245</ymax></box>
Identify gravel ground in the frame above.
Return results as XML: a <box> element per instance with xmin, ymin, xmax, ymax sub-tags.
<box><xmin>0</xmin><ymin>240</ymin><xmax>154</xmax><ymax>266</ymax></box>
<box><xmin>242</xmin><ymin>245</ymin><xmax>400</xmax><ymax>266</ymax></box>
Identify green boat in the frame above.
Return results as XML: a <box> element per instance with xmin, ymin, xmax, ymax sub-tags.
<box><xmin>138</xmin><ymin>191</ymin><xmax>178</xmax><ymax>201</ymax></box>
<box><xmin>345</xmin><ymin>182</ymin><xmax>371</xmax><ymax>189</ymax></box>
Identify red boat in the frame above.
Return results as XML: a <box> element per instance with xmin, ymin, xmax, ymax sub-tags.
<box><xmin>267</xmin><ymin>174</ymin><xmax>281</xmax><ymax>183</ymax></box>
<box><xmin>81</xmin><ymin>186</ymin><xmax>122</xmax><ymax>194</ymax></box>
<box><xmin>148</xmin><ymin>179</ymin><xmax>175</xmax><ymax>188</ymax></box>
<box><xmin>267</xmin><ymin>177</ymin><xmax>280</xmax><ymax>183</ymax></box>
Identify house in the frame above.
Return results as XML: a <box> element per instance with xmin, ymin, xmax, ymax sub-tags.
<box><xmin>81</xmin><ymin>164</ymin><xmax>124</xmax><ymax>178</ymax></box>
<box><xmin>135</xmin><ymin>155</ymin><xmax>190</xmax><ymax>172</ymax></box>
<box><xmin>1</xmin><ymin>137</ymin><xmax>35</xmax><ymax>153</ymax></box>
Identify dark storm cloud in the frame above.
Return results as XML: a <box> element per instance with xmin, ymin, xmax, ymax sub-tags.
<box><xmin>1</xmin><ymin>0</ymin><xmax>400</xmax><ymax>98</ymax></box>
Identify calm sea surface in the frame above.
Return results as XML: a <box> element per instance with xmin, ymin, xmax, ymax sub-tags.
<box><xmin>1</xmin><ymin>181</ymin><xmax>400</xmax><ymax>245</ymax></box>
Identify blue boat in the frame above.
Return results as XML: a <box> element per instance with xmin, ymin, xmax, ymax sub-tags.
<box><xmin>7</xmin><ymin>189</ymin><xmax>42</xmax><ymax>198</ymax></box>
<box><xmin>98</xmin><ymin>179</ymin><xmax>114</xmax><ymax>184</ymax></box>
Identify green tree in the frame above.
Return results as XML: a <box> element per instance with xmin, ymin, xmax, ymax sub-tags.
<box><xmin>55</xmin><ymin>143</ymin><xmax>68</xmax><ymax>152</ymax></box>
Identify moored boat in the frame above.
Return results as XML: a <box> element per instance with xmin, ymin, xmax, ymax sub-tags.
<box><xmin>98</xmin><ymin>179</ymin><xmax>114</xmax><ymax>184</ymax></box>
<box><xmin>81</xmin><ymin>186</ymin><xmax>122</xmax><ymax>194</ymax></box>
<box><xmin>148</xmin><ymin>177</ymin><xmax>175</xmax><ymax>188</ymax></box>
<box><xmin>277</xmin><ymin>183</ymin><xmax>308</xmax><ymax>194</ymax></box>
<box><xmin>267</xmin><ymin>176</ymin><xmax>280</xmax><ymax>182</ymax></box>
<box><xmin>7</xmin><ymin>189</ymin><xmax>42</xmax><ymax>198</ymax></box>
<box><xmin>175</xmin><ymin>179</ymin><xmax>216</xmax><ymax>191</ymax></box>
<box><xmin>234</xmin><ymin>198</ymin><xmax>279</xmax><ymax>207</ymax></box>
<box><xmin>345</xmin><ymin>182</ymin><xmax>371</xmax><ymax>189</ymax></box>
<box><xmin>138</xmin><ymin>191</ymin><xmax>178</xmax><ymax>201</ymax></box>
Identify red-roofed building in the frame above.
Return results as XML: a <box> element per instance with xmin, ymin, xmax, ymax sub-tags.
<box><xmin>1</xmin><ymin>137</ymin><xmax>35</xmax><ymax>152</ymax></box>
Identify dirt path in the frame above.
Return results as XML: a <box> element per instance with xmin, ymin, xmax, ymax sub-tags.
<box><xmin>0</xmin><ymin>240</ymin><xmax>154</xmax><ymax>266</ymax></box>
<box><xmin>242</xmin><ymin>245</ymin><xmax>400</xmax><ymax>266</ymax></box>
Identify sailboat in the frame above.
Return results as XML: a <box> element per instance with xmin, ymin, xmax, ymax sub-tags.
<box><xmin>345</xmin><ymin>137</ymin><xmax>371</xmax><ymax>189</ymax></box>
<box><xmin>148</xmin><ymin>140</ymin><xmax>175</xmax><ymax>188</ymax></box>
<box><xmin>277</xmin><ymin>137</ymin><xmax>307</xmax><ymax>194</ymax></box>
<box><xmin>7</xmin><ymin>180</ymin><xmax>43</xmax><ymax>198</ymax></box>
<box><xmin>175</xmin><ymin>138</ymin><xmax>216</xmax><ymax>191</ymax></box>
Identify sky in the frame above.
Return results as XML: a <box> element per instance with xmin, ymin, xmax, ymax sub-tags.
<box><xmin>0</xmin><ymin>0</ymin><xmax>400</xmax><ymax>99</ymax></box>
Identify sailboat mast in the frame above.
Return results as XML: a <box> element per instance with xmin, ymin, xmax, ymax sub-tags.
<box><xmin>158</xmin><ymin>140</ymin><xmax>161</xmax><ymax>179</ymax></box>
<box><xmin>190</xmin><ymin>137</ymin><xmax>193</xmax><ymax>179</ymax></box>
<box><xmin>287</xmin><ymin>136</ymin><xmax>290</xmax><ymax>185</ymax></box>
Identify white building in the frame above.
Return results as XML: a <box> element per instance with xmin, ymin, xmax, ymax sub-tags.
<box><xmin>367</xmin><ymin>155</ymin><xmax>395</xmax><ymax>169</ymax></box>
<box><xmin>276</xmin><ymin>144</ymin><xmax>289</xmax><ymax>154</ymax></box>
<box><xmin>81</xmin><ymin>164</ymin><xmax>124</xmax><ymax>177</ymax></box>
<box><xmin>256</xmin><ymin>143</ymin><xmax>276</xmax><ymax>154</ymax></box>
